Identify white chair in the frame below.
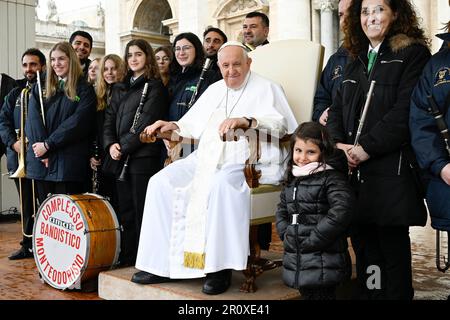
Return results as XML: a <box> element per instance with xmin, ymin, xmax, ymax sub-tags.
<box><xmin>140</xmin><ymin>39</ymin><xmax>324</xmax><ymax>292</ymax></box>
<box><xmin>241</xmin><ymin>39</ymin><xmax>324</xmax><ymax>292</ymax></box>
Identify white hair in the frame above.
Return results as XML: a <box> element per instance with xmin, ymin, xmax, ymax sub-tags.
<box><xmin>217</xmin><ymin>41</ymin><xmax>248</xmax><ymax>62</ymax></box>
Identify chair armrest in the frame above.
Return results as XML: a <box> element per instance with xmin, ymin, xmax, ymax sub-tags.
<box><xmin>140</xmin><ymin>130</ymin><xmax>199</xmax><ymax>166</ymax></box>
<box><xmin>221</xmin><ymin>129</ymin><xmax>291</xmax><ymax>188</ymax></box>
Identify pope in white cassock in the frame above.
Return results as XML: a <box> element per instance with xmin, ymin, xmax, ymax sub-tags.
<box><xmin>131</xmin><ymin>41</ymin><xmax>297</xmax><ymax>295</ymax></box>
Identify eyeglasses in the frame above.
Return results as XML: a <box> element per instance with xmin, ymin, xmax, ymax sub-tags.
<box><xmin>174</xmin><ymin>45</ymin><xmax>193</xmax><ymax>53</ymax></box>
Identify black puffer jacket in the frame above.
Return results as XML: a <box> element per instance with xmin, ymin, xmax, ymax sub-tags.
<box><xmin>103</xmin><ymin>75</ymin><xmax>169</xmax><ymax>173</ymax></box>
<box><xmin>276</xmin><ymin>151</ymin><xmax>355</xmax><ymax>289</ymax></box>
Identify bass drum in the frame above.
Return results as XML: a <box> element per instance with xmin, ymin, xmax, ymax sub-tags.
<box><xmin>33</xmin><ymin>193</ymin><xmax>120</xmax><ymax>290</ymax></box>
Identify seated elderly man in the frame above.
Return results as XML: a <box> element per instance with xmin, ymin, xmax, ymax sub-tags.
<box><xmin>131</xmin><ymin>41</ymin><xmax>297</xmax><ymax>295</ymax></box>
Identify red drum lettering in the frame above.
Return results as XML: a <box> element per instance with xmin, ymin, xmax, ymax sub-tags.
<box><xmin>76</xmin><ymin>220</ymin><xmax>83</xmax><ymax>231</ymax></box>
<box><xmin>52</xmin><ymin>198</ymin><xmax>63</xmax><ymax>211</ymax></box>
<box><xmin>75</xmin><ymin>254</ymin><xmax>84</xmax><ymax>269</ymax></box>
<box><xmin>62</xmin><ymin>271</ymin><xmax>67</xmax><ymax>284</ymax></box>
<box><xmin>70</xmin><ymin>206</ymin><xmax>76</xmax><ymax>219</ymax></box>
<box><xmin>52</xmin><ymin>198</ymin><xmax>59</xmax><ymax>214</ymax></box>
<box><xmin>35</xmin><ymin>237</ymin><xmax>44</xmax><ymax>248</ymax></box>
<box><xmin>45</xmin><ymin>203</ymin><xmax>52</xmax><ymax>219</ymax></box>
<box><xmin>64</xmin><ymin>200</ymin><xmax>69</xmax><ymax>215</ymax></box>
<box><xmin>40</xmin><ymin>222</ymin><xmax>46</xmax><ymax>235</ymax></box>
<box><xmin>38</xmin><ymin>253</ymin><xmax>47</xmax><ymax>265</ymax></box>
<box><xmin>73</xmin><ymin>211</ymin><xmax>80</xmax><ymax>225</ymax></box>
<box><xmin>41</xmin><ymin>208</ymin><xmax>48</xmax><ymax>221</ymax></box>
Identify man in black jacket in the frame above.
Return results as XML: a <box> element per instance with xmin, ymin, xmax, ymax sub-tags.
<box><xmin>0</xmin><ymin>73</ymin><xmax>17</xmax><ymax>157</ymax></box>
<box><xmin>69</xmin><ymin>30</ymin><xmax>93</xmax><ymax>78</ymax></box>
<box><xmin>312</xmin><ymin>0</ymin><xmax>351</xmax><ymax>125</ymax></box>
<box><xmin>242</xmin><ymin>11</ymin><xmax>269</xmax><ymax>51</ymax></box>
<box><xmin>0</xmin><ymin>48</ymin><xmax>46</xmax><ymax>260</ymax></box>
<box><xmin>202</xmin><ymin>27</ymin><xmax>227</xmax><ymax>83</ymax></box>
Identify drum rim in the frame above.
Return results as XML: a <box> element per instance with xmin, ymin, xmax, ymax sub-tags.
<box><xmin>32</xmin><ymin>193</ymin><xmax>91</xmax><ymax>290</ymax></box>
<box><xmin>85</xmin><ymin>193</ymin><xmax>121</xmax><ymax>267</ymax></box>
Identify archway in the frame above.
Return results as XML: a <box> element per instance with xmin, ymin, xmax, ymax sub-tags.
<box><xmin>213</xmin><ymin>0</ymin><xmax>269</xmax><ymax>42</ymax></box>
<box><xmin>122</xmin><ymin>0</ymin><xmax>173</xmax><ymax>49</ymax></box>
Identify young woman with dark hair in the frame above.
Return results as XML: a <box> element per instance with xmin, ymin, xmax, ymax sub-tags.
<box><xmin>103</xmin><ymin>39</ymin><xmax>169</xmax><ymax>266</ymax></box>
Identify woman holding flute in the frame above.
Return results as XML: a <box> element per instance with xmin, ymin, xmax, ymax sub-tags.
<box><xmin>25</xmin><ymin>42</ymin><xmax>96</xmax><ymax>203</ymax></box>
<box><xmin>103</xmin><ymin>39</ymin><xmax>168</xmax><ymax>267</ymax></box>
<box><xmin>326</xmin><ymin>0</ymin><xmax>430</xmax><ymax>299</ymax></box>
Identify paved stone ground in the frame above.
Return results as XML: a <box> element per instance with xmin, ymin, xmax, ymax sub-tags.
<box><xmin>0</xmin><ymin>218</ymin><xmax>448</xmax><ymax>300</ymax></box>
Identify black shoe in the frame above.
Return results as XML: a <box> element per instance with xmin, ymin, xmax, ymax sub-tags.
<box><xmin>8</xmin><ymin>247</ymin><xmax>33</xmax><ymax>260</ymax></box>
<box><xmin>131</xmin><ymin>271</ymin><xmax>173</xmax><ymax>284</ymax></box>
<box><xmin>202</xmin><ymin>269</ymin><xmax>232</xmax><ymax>295</ymax></box>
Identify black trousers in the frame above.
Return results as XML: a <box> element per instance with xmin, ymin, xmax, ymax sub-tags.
<box><xmin>95</xmin><ymin>171</ymin><xmax>119</xmax><ymax>211</ymax></box>
<box><xmin>13</xmin><ymin>178</ymin><xmax>36</xmax><ymax>250</ymax></box>
<box><xmin>115</xmin><ymin>172</ymin><xmax>153</xmax><ymax>266</ymax></box>
<box><xmin>351</xmin><ymin>224</ymin><xmax>414</xmax><ymax>300</ymax></box>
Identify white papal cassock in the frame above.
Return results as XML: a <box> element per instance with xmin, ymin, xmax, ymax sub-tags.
<box><xmin>135</xmin><ymin>71</ymin><xmax>297</xmax><ymax>278</ymax></box>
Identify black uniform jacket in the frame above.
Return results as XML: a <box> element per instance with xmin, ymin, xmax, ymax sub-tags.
<box><xmin>25</xmin><ymin>78</ymin><xmax>96</xmax><ymax>182</ymax></box>
<box><xmin>327</xmin><ymin>34</ymin><xmax>430</xmax><ymax>226</ymax></box>
<box><xmin>103</xmin><ymin>75</ymin><xmax>169</xmax><ymax>174</ymax></box>
<box><xmin>0</xmin><ymin>80</ymin><xmax>29</xmax><ymax>172</ymax></box>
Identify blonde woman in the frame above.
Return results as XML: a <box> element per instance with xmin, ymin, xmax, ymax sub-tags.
<box><xmin>87</xmin><ymin>57</ymin><xmax>101</xmax><ymax>85</ymax></box>
<box><xmin>25</xmin><ymin>41</ymin><xmax>97</xmax><ymax>203</ymax></box>
<box><xmin>90</xmin><ymin>54</ymin><xmax>126</xmax><ymax>205</ymax></box>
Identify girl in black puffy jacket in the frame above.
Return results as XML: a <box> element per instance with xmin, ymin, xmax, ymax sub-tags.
<box><xmin>276</xmin><ymin>122</ymin><xmax>355</xmax><ymax>300</ymax></box>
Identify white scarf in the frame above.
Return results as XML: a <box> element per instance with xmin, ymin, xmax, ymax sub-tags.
<box><xmin>292</xmin><ymin>162</ymin><xmax>333</xmax><ymax>177</ymax></box>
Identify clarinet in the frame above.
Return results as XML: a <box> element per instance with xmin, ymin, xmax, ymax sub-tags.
<box><xmin>187</xmin><ymin>58</ymin><xmax>212</xmax><ymax>109</ymax></box>
<box><xmin>117</xmin><ymin>82</ymin><xmax>149</xmax><ymax>182</ymax></box>
<box><xmin>92</xmin><ymin>141</ymin><xmax>100</xmax><ymax>193</ymax></box>
<box><xmin>428</xmin><ymin>95</ymin><xmax>450</xmax><ymax>157</ymax></box>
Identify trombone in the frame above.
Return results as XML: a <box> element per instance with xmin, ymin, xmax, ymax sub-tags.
<box><xmin>9</xmin><ymin>85</ymin><xmax>32</xmax><ymax>238</ymax></box>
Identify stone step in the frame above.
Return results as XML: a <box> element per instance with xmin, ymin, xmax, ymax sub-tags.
<box><xmin>98</xmin><ymin>252</ymin><xmax>300</xmax><ymax>300</ymax></box>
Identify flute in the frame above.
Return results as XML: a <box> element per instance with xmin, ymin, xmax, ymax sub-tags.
<box><xmin>349</xmin><ymin>80</ymin><xmax>376</xmax><ymax>178</ymax></box>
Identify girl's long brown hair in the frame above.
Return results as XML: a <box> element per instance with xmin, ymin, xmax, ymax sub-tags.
<box><xmin>95</xmin><ymin>54</ymin><xmax>126</xmax><ymax>111</ymax></box>
<box><xmin>124</xmin><ymin>39</ymin><xmax>160</xmax><ymax>80</ymax></box>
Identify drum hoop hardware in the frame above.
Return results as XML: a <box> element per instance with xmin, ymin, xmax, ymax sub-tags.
<box><xmin>83</xmin><ymin>227</ymin><xmax>122</xmax><ymax>234</ymax></box>
<box><xmin>83</xmin><ymin>263</ymin><xmax>119</xmax><ymax>269</ymax></box>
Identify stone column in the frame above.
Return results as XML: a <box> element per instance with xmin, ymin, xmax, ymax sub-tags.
<box><xmin>0</xmin><ymin>0</ymin><xmax>36</xmax><ymax>77</ymax></box>
<box><xmin>272</xmin><ymin>0</ymin><xmax>311</xmax><ymax>41</ymax></box>
<box><xmin>177</xmin><ymin>0</ymin><xmax>208</xmax><ymax>40</ymax></box>
<box><xmin>0</xmin><ymin>0</ymin><xmax>34</xmax><ymax>211</ymax></box>
<box><xmin>320</xmin><ymin>0</ymin><xmax>338</xmax><ymax>63</ymax></box>
<box><xmin>104</xmin><ymin>0</ymin><xmax>121</xmax><ymax>55</ymax></box>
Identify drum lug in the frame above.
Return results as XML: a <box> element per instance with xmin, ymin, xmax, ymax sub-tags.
<box><xmin>87</xmin><ymin>210</ymin><xmax>92</xmax><ymax>219</ymax></box>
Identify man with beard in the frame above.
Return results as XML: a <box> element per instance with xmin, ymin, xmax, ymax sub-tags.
<box><xmin>0</xmin><ymin>48</ymin><xmax>46</xmax><ymax>259</ymax></box>
<box><xmin>69</xmin><ymin>30</ymin><xmax>93</xmax><ymax>78</ymax></box>
<box><xmin>242</xmin><ymin>11</ymin><xmax>269</xmax><ymax>52</ymax></box>
<box><xmin>202</xmin><ymin>27</ymin><xmax>227</xmax><ymax>83</ymax></box>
